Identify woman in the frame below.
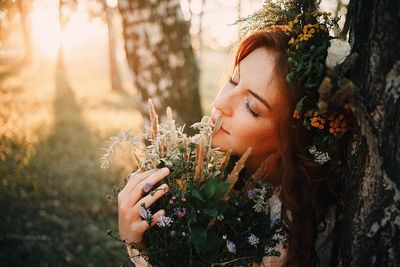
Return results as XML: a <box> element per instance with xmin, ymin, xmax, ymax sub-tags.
<box><xmin>118</xmin><ymin>27</ymin><xmax>340</xmax><ymax>266</ymax></box>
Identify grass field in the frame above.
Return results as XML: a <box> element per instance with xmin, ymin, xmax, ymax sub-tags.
<box><xmin>0</xmin><ymin>42</ymin><xmax>230</xmax><ymax>266</ymax></box>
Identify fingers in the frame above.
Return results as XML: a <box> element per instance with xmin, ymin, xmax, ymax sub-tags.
<box><xmin>134</xmin><ymin>183</ymin><xmax>169</xmax><ymax>210</ymax></box>
<box><xmin>126</xmin><ymin>168</ymin><xmax>170</xmax><ymax>206</ymax></box>
<box><xmin>124</xmin><ymin>169</ymin><xmax>159</xmax><ymax>193</ymax></box>
<box><xmin>150</xmin><ymin>210</ymin><xmax>166</xmax><ymax>227</ymax></box>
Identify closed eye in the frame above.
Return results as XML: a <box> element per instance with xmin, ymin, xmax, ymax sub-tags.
<box><xmin>245</xmin><ymin>98</ymin><xmax>259</xmax><ymax>118</ymax></box>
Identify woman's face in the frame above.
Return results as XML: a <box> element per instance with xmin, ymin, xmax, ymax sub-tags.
<box><xmin>211</xmin><ymin>47</ymin><xmax>288</xmax><ymax>173</ymax></box>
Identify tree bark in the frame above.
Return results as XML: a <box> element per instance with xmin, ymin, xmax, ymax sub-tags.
<box><xmin>16</xmin><ymin>0</ymin><xmax>32</xmax><ymax>65</ymax></box>
<box><xmin>335</xmin><ymin>0</ymin><xmax>400</xmax><ymax>266</ymax></box>
<box><xmin>102</xmin><ymin>0</ymin><xmax>124</xmax><ymax>92</ymax></box>
<box><xmin>118</xmin><ymin>0</ymin><xmax>203</xmax><ymax>130</ymax></box>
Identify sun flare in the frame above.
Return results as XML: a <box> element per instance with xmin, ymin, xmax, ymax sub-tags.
<box><xmin>30</xmin><ymin>0</ymin><xmax>106</xmax><ymax>59</ymax></box>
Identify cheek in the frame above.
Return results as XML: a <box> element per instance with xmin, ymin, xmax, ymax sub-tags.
<box><xmin>233</xmin><ymin>120</ymin><xmax>278</xmax><ymax>155</ymax></box>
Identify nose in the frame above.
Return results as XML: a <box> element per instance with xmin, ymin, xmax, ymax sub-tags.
<box><xmin>212</xmin><ymin>84</ymin><xmax>235</xmax><ymax>117</ymax></box>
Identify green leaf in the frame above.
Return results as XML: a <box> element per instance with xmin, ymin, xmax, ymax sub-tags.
<box><xmin>202</xmin><ymin>178</ymin><xmax>218</xmax><ymax>199</ymax></box>
<box><xmin>203</xmin><ymin>208</ymin><xmax>218</xmax><ymax>217</ymax></box>
<box><xmin>202</xmin><ymin>178</ymin><xmax>229</xmax><ymax>201</ymax></box>
<box><xmin>213</xmin><ymin>181</ymin><xmax>229</xmax><ymax>200</ymax></box>
<box><xmin>190</xmin><ymin>188</ymin><xmax>205</xmax><ymax>202</ymax></box>
<box><xmin>191</xmin><ymin>227</ymin><xmax>207</xmax><ymax>251</ymax></box>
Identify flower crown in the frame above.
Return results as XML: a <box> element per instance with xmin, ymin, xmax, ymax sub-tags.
<box><xmin>239</xmin><ymin>0</ymin><xmax>355</xmax><ymax>166</ymax></box>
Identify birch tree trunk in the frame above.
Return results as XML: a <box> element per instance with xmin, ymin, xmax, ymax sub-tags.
<box><xmin>102</xmin><ymin>0</ymin><xmax>124</xmax><ymax>92</ymax></box>
<box><xmin>118</xmin><ymin>0</ymin><xmax>202</xmax><ymax>129</ymax></box>
<box><xmin>335</xmin><ymin>0</ymin><xmax>400</xmax><ymax>265</ymax></box>
<box><xmin>16</xmin><ymin>0</ymin><xmax>32</xmax><ymax>65</ymax></box>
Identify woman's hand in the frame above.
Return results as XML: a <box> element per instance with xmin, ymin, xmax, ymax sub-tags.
<box><xmin>118</xmin><ymin>167</ymin><xmax>170</xmax><ymax>246</ymax></box>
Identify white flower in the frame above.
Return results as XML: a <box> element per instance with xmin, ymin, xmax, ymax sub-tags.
<box><xmin>248</xmin><ymin>234</ymin><xmax>260</xmax><ymax>247</ymax></box>
<box><xmin>325</xmin><ymin>39</ymin><xmax>351</xmax><ymax>69</ymax></box>
<box><xmin>308</xmin><ymin>145</ymin><xmax>331</xmax><ymax>164</ymax></box>
<box><xmin>226</xmin><ymin>240</ymin><xmax>237</xmax><ymax>254</ymax></box>
<box><xmin>157</xmin><ymin>216</ymin><xmax>173</xmax><ymax>227</ymax></box>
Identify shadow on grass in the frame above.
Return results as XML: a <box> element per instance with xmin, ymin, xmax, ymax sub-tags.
<box><xmin>0</xmin><ymin>57</ymin><xmax>126</xmax><ymax>266</ymax></box>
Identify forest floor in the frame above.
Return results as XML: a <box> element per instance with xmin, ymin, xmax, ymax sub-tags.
<box><xmin>0</xmin><ymin>54</ymin><xmax>143</xmax><ymax>266</ymax></box>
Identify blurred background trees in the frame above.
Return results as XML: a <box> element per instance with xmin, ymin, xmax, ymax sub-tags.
<box><xmin>118</xmin><ymin>0</ymin><xmax>203</xmax><ymax>129</ymax></box>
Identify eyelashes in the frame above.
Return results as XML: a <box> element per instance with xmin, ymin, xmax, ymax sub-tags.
<box><xmin>228</xmin><ymin>76</ymin><xmax>238</xmax><ymax>86</ymax></box>
<box><xmin>245</xmin><ymin>98</ymin><xmax>259</xmax><ymax>118</ymax></box>
<box><xmin>227</xmin><ymin>76</ymin><xmax>259</xmax><ymax>118</ymax></box>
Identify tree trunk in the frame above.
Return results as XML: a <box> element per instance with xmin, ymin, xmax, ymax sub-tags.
<box><xmin>118</xmin><ymin>0</ymin><xmax>203</xmax><ymax>130</ymax></box>
<box><xmin>102</xmin><ymin>0</ymin><xmax>124</xmax><ymax>92</ymax></box>
<box><xmin>335</xmin><ymin>0</ymin><xmax>400</xmax><ymax>266</ymax></box>
<box><xmin>16</xmin><ymin>0</ymin><xmax>32</xmax><ymax>65</ymax></box>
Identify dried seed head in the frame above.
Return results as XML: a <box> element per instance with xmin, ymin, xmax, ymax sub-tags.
<box><xmin>219</xmin><ymin>149</ymin><xmax>232</xmax><ymax>178</ymax></box>
<box><xmin>194</xmin><ymin>134</ymin><xmax>208</xmax><ymax>182</ymax></box>
<box><xmin>148</xmin><ymin>98</ymin><xmax>159</xmax><ymax>140</ymax></box>
<box><xmin>331</xmin><ymin>80</ymin><xmax>355</xmax><ymax>107</ymax></box>
<box><xmin>245</xmin><ymin>156</ymin><xmax>269</xmax><ymax>191</ymax></box>
<box><xmin>317</xmin><ymin>100</ymin><xmax>329</xmax><ymax>114</ymax></box>
<box><xmin>318</xmin><ymin>77</ymin><xmax>332</xmax><ymax>101</ymax></box>
<box><xmin>159</xmin><ymin>140</ymin><xmax>166</xmax><ymax>156</ymax></box>
<box><xmin>166</xmin><ymin>106</ymin><xmax>175</xmax><ymax>130</ymax></box>
<box><xmin>224</xmin><ymin>147</ymin><xmax>252</xmax><ymax>199</ymax></box>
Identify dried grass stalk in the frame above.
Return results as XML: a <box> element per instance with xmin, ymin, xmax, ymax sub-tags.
<box><xmin>245</xmin><ymin>156</ymin><xmax>269</xmax><ymax>191</ymax></box>
<box><xmin>148</xmin><ymin>98</ymin><xmax>159</xmax><ymax>140</ymax></box>
<box><xmin>166</xmin><ymin>106</ymin><xmax>175</xmax><ymax>130</ymax></box>
<box><xmin>219</xmin><ymin>149</ymin><xmax>232</xmax><ymax>178</ymax></box>
<box><xmin>224</xmin><ymin>147</ymin><xmax>252</xmax><ymax>199</ymax></box>
<box><xmin>194</xmin><ymin>134</ymin><xmax>208</xmax><ymax>182</ymax></box>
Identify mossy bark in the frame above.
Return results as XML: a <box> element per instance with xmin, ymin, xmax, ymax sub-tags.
<box><xmin>335</xmin><ymin>0</ymin><xmax>400</xmax><ymax>266</ymax></box>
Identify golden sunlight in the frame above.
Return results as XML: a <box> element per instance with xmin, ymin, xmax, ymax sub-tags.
<box><xmin>30</xmin><ymin>0</ymin><xmax>106</xmax><ymax>59</ymax></box>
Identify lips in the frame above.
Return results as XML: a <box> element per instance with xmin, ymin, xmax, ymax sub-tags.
<box><xmin>220</xmin><ymin>126</ymin><xmax>230</xmax><ymax>135</ymax></box>
<box><xmin>210</xmin><ymin>114</ymin><xmax>230</xmax><ymax>135</ymax></box>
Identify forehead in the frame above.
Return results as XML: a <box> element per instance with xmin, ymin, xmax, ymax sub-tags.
<box><xmin>236</xmin><ymin>47</ymin><xmax>286</xmax><ymax>111</ymax></box>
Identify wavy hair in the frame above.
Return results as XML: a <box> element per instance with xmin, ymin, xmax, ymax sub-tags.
<box><xmin>234</xmin><ymin>28</ymin><xmax>340</xmax><ymax>266</ymax></box>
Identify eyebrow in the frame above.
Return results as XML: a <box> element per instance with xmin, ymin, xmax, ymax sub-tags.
<box><xmin>247</xmin><ymin>89</ymin><xmax>273</xmax><ymax>111</ymax></box>
<box><xmin>236</xmin><ymin>64</ymin><xmax>273</xmax><ymax>111</ymax></box>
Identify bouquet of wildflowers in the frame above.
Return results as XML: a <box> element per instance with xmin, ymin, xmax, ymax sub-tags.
<box><xmin>101</xmin><ymin>99</ymin><xmax>287</xmax><ymax>266</ymax></box>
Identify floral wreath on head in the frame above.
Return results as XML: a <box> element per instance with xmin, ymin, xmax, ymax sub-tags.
<box><xmin>238</xmin><ymin>0</ymin><xmax>355</xmax><ymax>166</ymax></box>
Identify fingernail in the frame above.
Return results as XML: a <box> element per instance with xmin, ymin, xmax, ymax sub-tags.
<box><xmin>161</xmin><ymin>167</ymin><xmax>169</xmax><ymax>175</ymax></box>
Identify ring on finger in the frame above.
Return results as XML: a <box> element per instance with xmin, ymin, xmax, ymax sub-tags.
<box><xmin>142</xmin><ymin>182</ymin><xmax>154</xmax><ymax>194</ymax></box>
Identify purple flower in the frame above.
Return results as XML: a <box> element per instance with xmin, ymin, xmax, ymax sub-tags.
<box><xmin>157</xmin><ymin>216</ymin><xmax>173</xmax><ymax>227</ymax></box>
<box><xmin>248</xmin><ymin>234</ymin><xmax>260</xmax><ymax>247</ymax></box>
<box><xmin>139</xmin><ymin>208</ymin><xmax>152</xmax><ymax>220</ymax></box>
<box><xmin>226</xmin><ymin>240</ymin><xmax>237</xmax><ymax>254</ymax></box>
<box><xmin>175</xmin><ymin>207</ymin><xmax>187</xmax><ymax>218</ymax></box>
<box><xmin>247</xmin><ymin>189</ymin><xmax>257</xmax><ymax>200</ymax></box>
<box><xmin>143</xmin><ymin>182</ymin><xmax>153</xmax><ymax>193</ymax></box>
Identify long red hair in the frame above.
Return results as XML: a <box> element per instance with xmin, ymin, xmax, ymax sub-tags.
<box><xmin>234</xmin><ymin>28</ymin><xmax>339</xmax><ymax>266</ymax></box>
